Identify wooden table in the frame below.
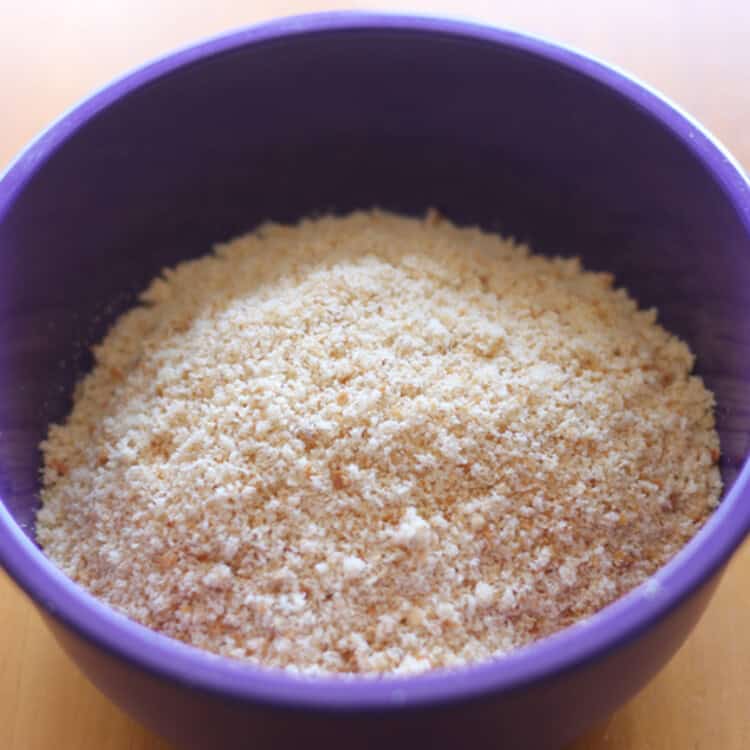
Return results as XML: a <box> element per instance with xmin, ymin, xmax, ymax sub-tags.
<box><xmin>1</xmin><ymin>2</ymin><xmax>749</xmax><ymax>748</ymax></box>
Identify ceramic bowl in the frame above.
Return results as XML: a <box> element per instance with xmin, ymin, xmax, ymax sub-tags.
<box><xmin>1</xmin><ymin>13</ymin><xmax>749</xmax><ymax>750</ymax></box>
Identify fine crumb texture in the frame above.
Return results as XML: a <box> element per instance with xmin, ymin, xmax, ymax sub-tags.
<box><xmin>37</xmin><ymin>210</ymin><xmax>722</xmax><ymax>675</ymax></box>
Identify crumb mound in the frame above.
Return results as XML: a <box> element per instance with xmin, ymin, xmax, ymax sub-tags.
<box><xmin>37</xmin><ymin>210</ymin><xmax>721</xmax><ymax>675</ymax></box>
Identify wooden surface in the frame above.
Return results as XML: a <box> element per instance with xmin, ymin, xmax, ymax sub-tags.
<box><xmin>1</xmin><ymin>1</ymin><xmax>749</xmax><ymax>748</ymax></box>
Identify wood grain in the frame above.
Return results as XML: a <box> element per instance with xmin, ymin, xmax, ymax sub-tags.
<box><xmin>1</xmin><ymin>1</ymin><xmax>749</xmax><ymax>748</ymax></box>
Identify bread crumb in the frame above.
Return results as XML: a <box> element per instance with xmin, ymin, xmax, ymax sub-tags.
<box><xmin>37</xmin><ymin>210</ymin><xmax>722</xmax><ymax>675</ymax></box>
<box><xmin>342</xmin><ymin>556</ymin><xmax>367</xmax><ymax>579</ymax></box>
<box><xmin>474</xmin><ymin>582</ymin><xmax>495</xmax><ymax>607</ymax></box>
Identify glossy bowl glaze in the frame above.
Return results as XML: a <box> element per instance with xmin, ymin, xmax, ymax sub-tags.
<box><xmin>1</xmin><ymin>12</ymin><xmax>749</xmax><ymax>750</ymax></box>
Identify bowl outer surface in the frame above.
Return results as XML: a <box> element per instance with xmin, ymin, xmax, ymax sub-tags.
<box><xmin>1</xmin><ymin>10</ymin><xmax>750</xmax><ymax>747</ymax></box>
<box><xmin>43</xmin><ymin>574</ymin><xmax>720</xmax><ymax>750</ymax></box>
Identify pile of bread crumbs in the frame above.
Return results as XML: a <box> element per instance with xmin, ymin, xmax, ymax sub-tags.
<box><xmin>37</xmin><ymin>210</ymin><xmax>721</xmax><ymax>675</ymax></box>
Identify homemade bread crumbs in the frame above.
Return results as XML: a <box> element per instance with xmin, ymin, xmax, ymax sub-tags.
<box><xmin>37</xmin><ymin>210</ymin><xmax>722</xmax><ymax>675</ymax></box>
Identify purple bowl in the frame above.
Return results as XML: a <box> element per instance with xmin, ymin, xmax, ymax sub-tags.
<box><xmin>1</xmin><ymin>12</ymin><xmax>749</xmax><ymax>750</ymax></box>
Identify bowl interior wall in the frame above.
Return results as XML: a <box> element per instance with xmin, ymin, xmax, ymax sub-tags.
<box><xmin>1</xmin><ymin>28</ymin><xmax>748</xmax><ymax>539</ymax></box>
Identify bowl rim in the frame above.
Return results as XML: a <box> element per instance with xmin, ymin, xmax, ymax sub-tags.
<box><xmin>1</xmin><ymin>10</ymin><xmax>750</xmax><ymax>711</ymax></box>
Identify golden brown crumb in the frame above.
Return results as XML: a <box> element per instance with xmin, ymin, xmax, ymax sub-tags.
<box><xmin>37</xmin><ymin>210</ymin><xmax>721</xmax><ymax>675</ymax></box>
